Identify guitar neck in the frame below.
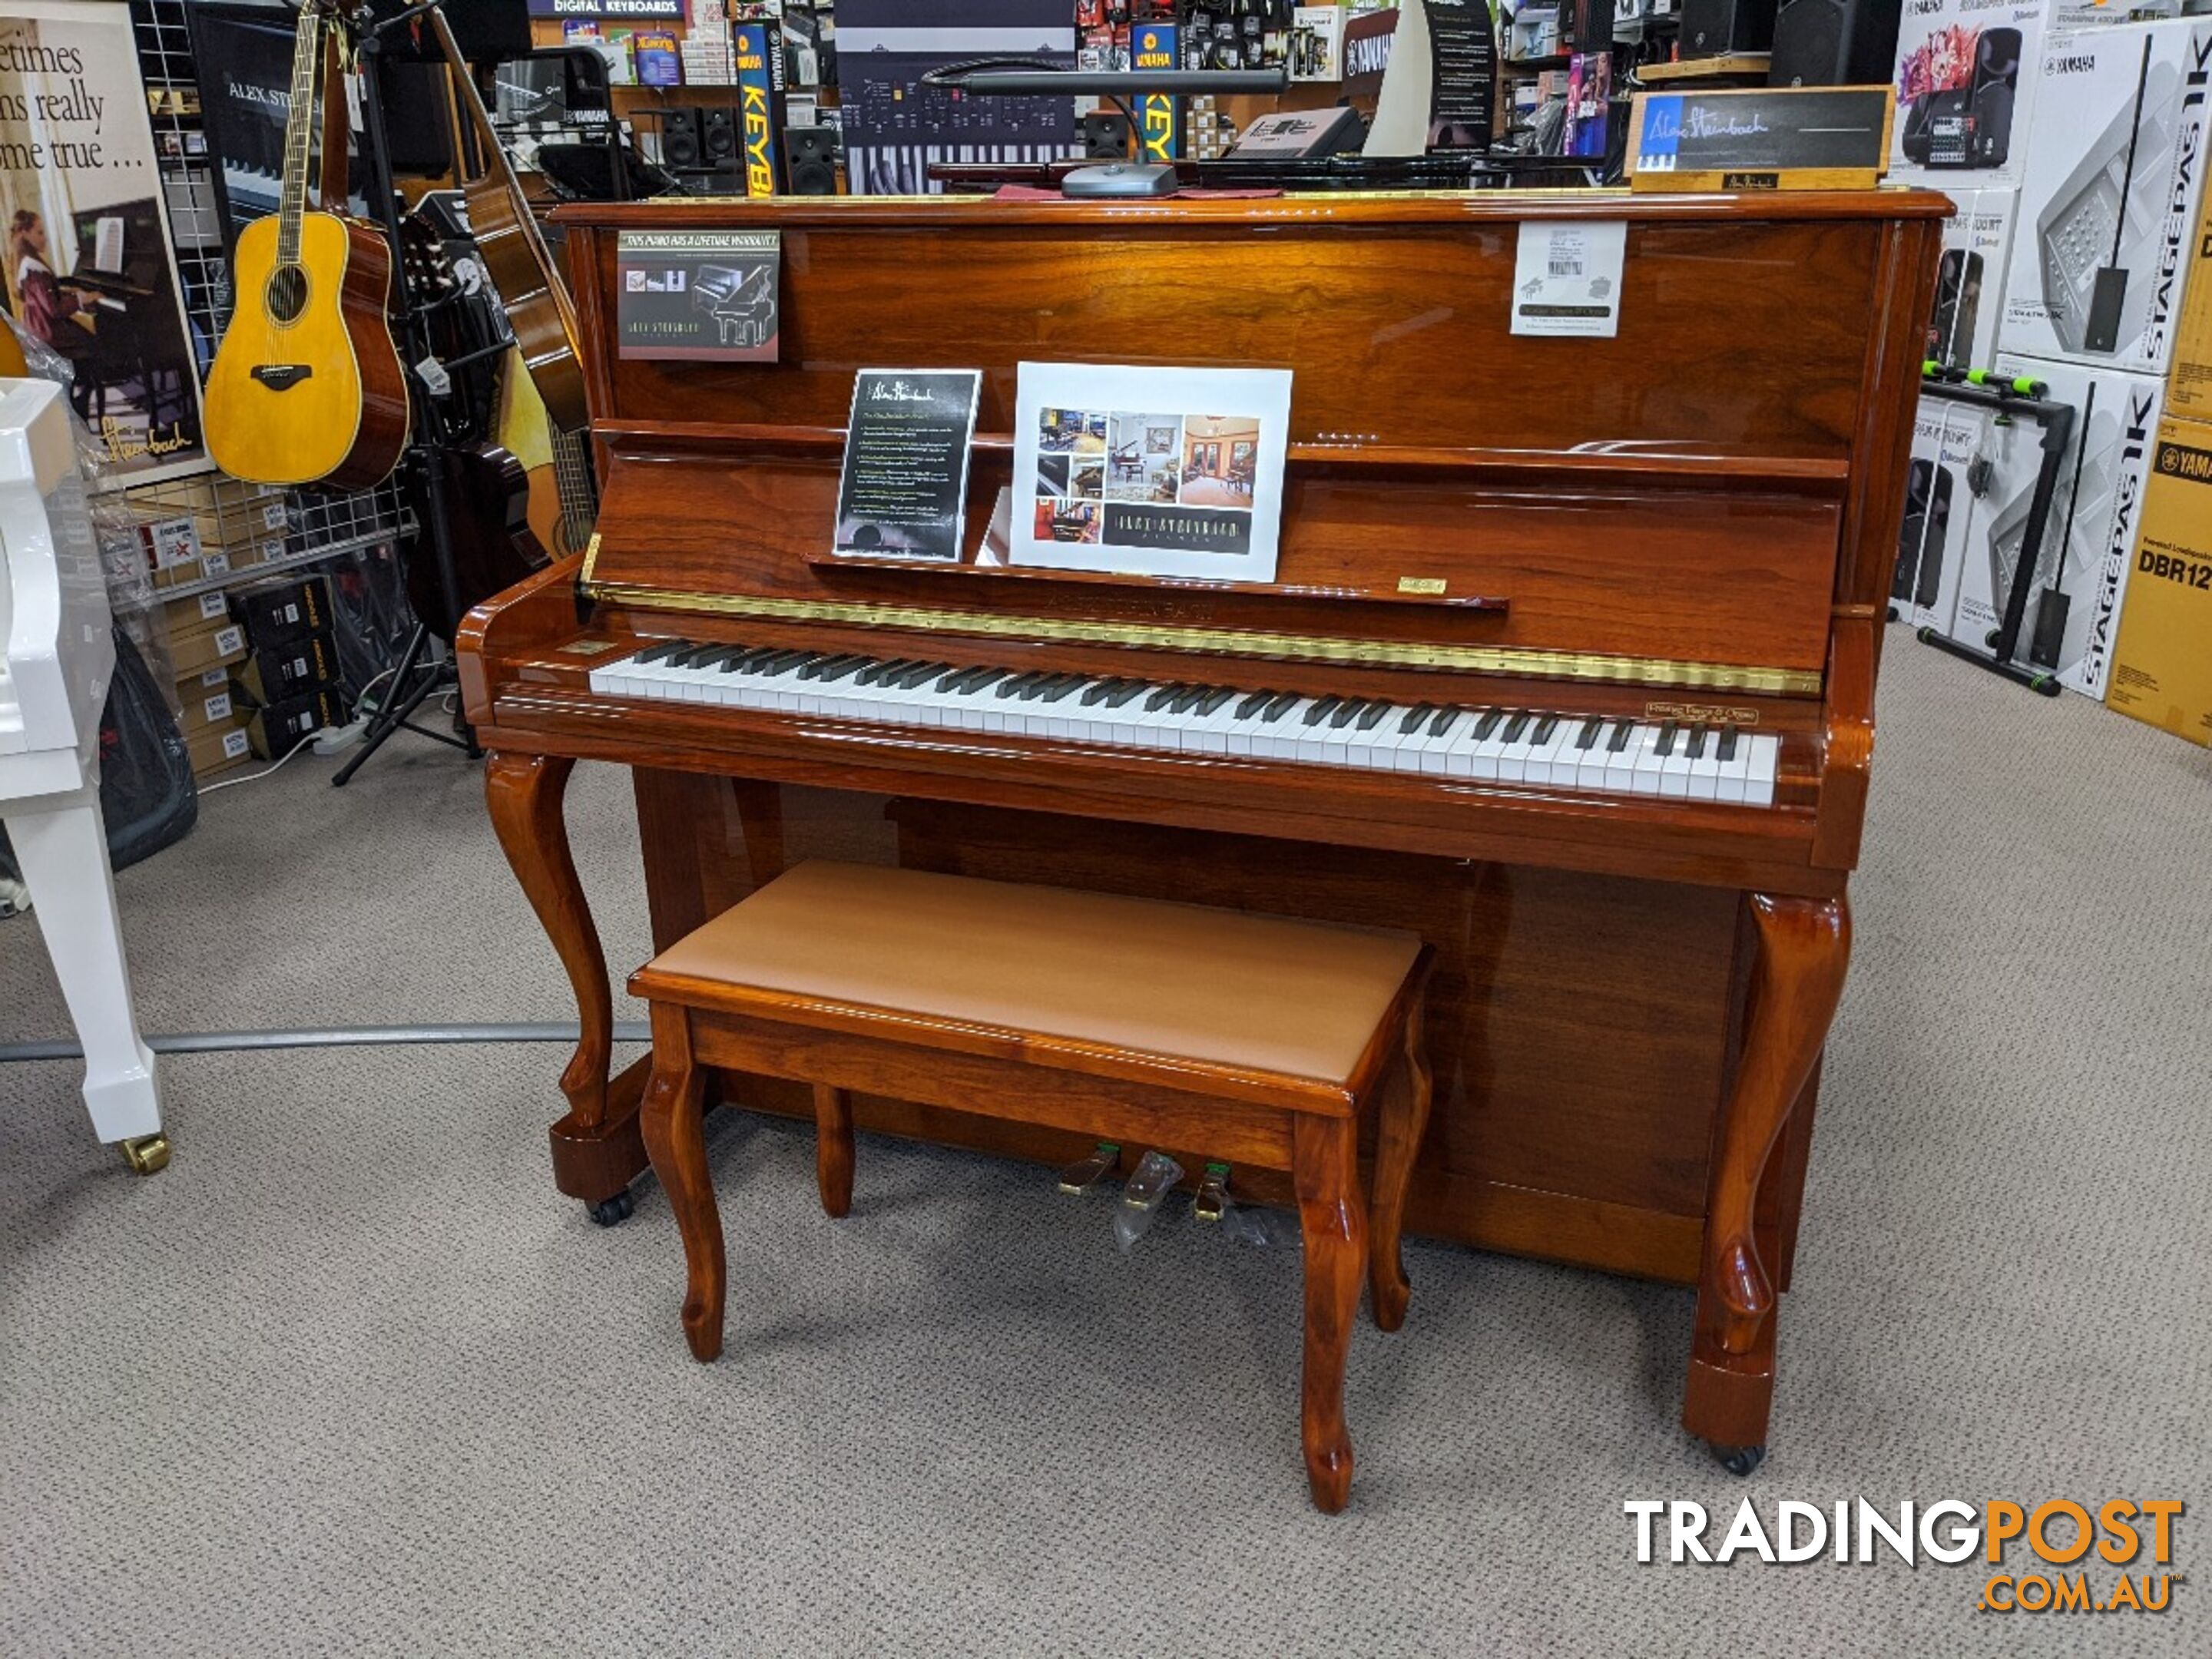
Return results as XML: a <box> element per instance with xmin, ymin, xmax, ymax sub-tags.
<box><xmin>551</xmin><ymin>423</ymin><xmax>598</xmax><ymax>548</ymax></box>
<box><xmin>275</xmin><ymin>5</ymin><xmax>323</xmax><ymax>268</ymax></box>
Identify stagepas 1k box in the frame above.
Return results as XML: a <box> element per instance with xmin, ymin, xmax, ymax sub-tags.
<box><xmin>1945</xmin><ymin>356</ymin><xmax>2165</xmax><ymax>700</ymax></box>
<box><xmin>1997</xmin><ymin>18</ymin><xmax>2212</xmax><ymax>375</ymax></box>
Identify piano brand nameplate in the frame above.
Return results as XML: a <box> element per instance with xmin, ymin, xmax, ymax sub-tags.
<box><xmin>616</xmin><ymin>230</ymin><xmax>780</xmax><ymax>362</ymax></box>
<box><xmin>1628</xmin><ymin>88</ymin><xmax>1895</xmax><ymax>194</ymax></box>
<box><xmin>833</xmin><ymin>369</ymin><xmax>982</xmax><ymax>563</ymax></box>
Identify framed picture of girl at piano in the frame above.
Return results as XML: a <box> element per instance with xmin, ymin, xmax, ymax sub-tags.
<box><xmin>1011</xmin><ymin>362</ymin><xmax>1293</xmax><ymax>582</ymax></box>
<box><xmin>0</xmin><ymin>0</ymin><xmax>209</xmax><ymax>485</ymax></box>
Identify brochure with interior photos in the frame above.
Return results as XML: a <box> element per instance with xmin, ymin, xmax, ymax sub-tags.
<box><xmin>1011</xmin><ymin>363</ymin><xmax>1294</xmax><ymax>583</ymax></box>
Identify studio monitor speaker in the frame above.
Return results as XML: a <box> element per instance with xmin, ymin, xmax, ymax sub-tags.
<box><xmin>1769</xmin><ymin>0</ymin><xmax>1901</xmax><ymax>87</ymax></box>
<box><xmin>784</xmin><ymin>127</ymin><xmax>839</xmax><ymax>195</ymax></box>
<box><xmin>1558</xmin><ymin>0</ymin><xmax>1614</xmax><ymax>52</ymax></box>
<box><xmin>703</xmin><ymin>107</ymin><xmax>738</xmax><ymax>163</ymax></box>
<box><xmin>1680</xmin><ymin>0</ymin><xmax>1777</xmax><ymax>58</ymax></box>
<box><xmin>661</xmin><ymin>106</ymin><xmax>701</xmax><ymax>170</ymax></box>
<box><xmin>1082</xmin><ymin>111</ymin><xmax>1134</xmax><ymax>159</ymax></box>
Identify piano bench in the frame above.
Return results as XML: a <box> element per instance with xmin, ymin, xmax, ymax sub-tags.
<box><xmin>626</xmin><ymin>859</ymin><xmax>1434</xmax><ymax>1514</ymax></box>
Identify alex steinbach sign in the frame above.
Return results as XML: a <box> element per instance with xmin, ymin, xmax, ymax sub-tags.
<box><xmin>1628</xmin><ymin>1496</ymin><xmax>2183</xmax><ymax>1617</ymax></box>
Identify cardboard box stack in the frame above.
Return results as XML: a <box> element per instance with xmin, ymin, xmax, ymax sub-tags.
<box><xmin>227</xmin><ymin>575</ymin><xmax>351</xmax><ymax>760</ymax></box>
<box><xmin>1886</xmin><ymin>7</ymin><xmax>2212</xmax><ymax>733</ymax></box>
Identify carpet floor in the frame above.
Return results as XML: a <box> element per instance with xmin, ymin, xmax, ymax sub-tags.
<box><xmin>2</xmin><ymin>634</ymin><xmax>2207</xmax><ymax>1657</ymax></box>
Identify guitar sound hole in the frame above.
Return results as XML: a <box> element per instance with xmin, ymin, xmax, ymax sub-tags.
<box><xmin>265</xmin><ymin>264</ymin><xmax>308</xmax><ymax>324</ymax></box>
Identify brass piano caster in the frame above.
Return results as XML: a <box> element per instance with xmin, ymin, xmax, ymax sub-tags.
<box><xmin>587</xmin><ymin>1190</ymin><xmax>634</xmax><ymax>1227</ymax></box>
<box><xmin>1710</xmin><ymin>1442</ymin><xmax>1766</xmax><ymax>1478</ymax></box>
<box><xmin>118</xmin><ymin>1133</ymin><xmax>171</xmax><ymax>1176</ymax></box>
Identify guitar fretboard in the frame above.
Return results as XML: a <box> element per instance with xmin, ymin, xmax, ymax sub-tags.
<box><xmin>274</xmin><ymin>5</ymin><xmax>322</xmax><ymax>269</ymax></box>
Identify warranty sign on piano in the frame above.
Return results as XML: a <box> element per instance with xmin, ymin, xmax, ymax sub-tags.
<box><xmin>615</xmin><ymin>230</ymin><xmax>780</xmax><ymax>362</ymax></box>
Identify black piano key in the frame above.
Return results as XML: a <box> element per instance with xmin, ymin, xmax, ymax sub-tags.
<box><xmin>1304</xmin><ymin>696</ymin><xmax>1343</xmax><ymax>726</ymax></box>
<box><xmin>899</xmin><ymin>662</ymin><xmax>947</xmax><ymax>688</ymax></box>
<box><xmin>853</xmin><ymin>658</ymin><xmax>896</xmax><ymax>684</ymax></box>
<box><xmin>1608</xmin><ymin>720</ymin><xmax>1637</xmax><ymax>753</ymax></box>
<box><xmin>1655</xmin><ymin>721</ymin><xmax>1679</xmax><ymax>757</ymax></box>
<box><xmin>816</xmin><ymin>659</ymin><xmax>866</xmax><ymax>684</ymax></box>
<box><xmin>1197</xmin><ymin>687</ymin><xmax>1237</xmax><ymax>715</ymax></box>
<box><xmin>998</xmin><ymin>672</ymin><xmax>1041</xmax><ymax>699</ymax></box>
<box><xmin>1575</xmin><ymin>718</ymin><xmax>1603</xmax><ymax>750</ymax></box>
<box><xmin>1473</xmin><ymin>709</ymin><xmax>1505</xmax><ymax>741</ymax></box>
<box><xmin>636</xmin><ymin>639</ymin><xmax>690</xmax><ymax>664</ymax></box>
<box><xmin>1429</xmin><ymin>706</ymin><xmax>1463</xmax><ymax>737</ymax></box>
<box><xmin>802</xmin><ymin>654</ymin><xmax>860</xmax><ymax>680</ymax></box>
<box><xmin>1171</xmin><ymin>685</ymin><xmax>1208</xmax><ymax>714</ymax></box>
<box><xmin>1328</xmin><ymin>700</ymin><xmax>1363</xmax><ymax>729</ymax></box>
<box><xmin>667</xmin><ymin>644</ymin><xmax>717</xmax><ymax>668</ymax></box>
<box><xmin>1717</xmin><ymin>726</ymin><xmax>1740</xmax><ymax>762</ymax></box>
<box><xmin>1262</xmin><ymin>692</ymin><xmax>1300</xmax><ymax>721</ymax></box>
<box><xmin>1234</xmin><ymin>690</ymin><xmax>1273</xmax><ymax>719</ymax></box>
<box><xmin>955</xmin><ymin>667</ymin><xmax>1006</xmax><ymax>693</ymax></box>
<box><xmin>1020</xmin><ymin>674</ymin><xmax>1067</xmax><ymax>700</ymax></box>
<box><xmin>730</xmin><ymin>647</ymin><xmax>781</xmax><ymax>672</ymax></box>
<box><xmin>1104</xmin><ymin>681</ymin><xmax>1147</xmax><ymax>708</ymax></box>
<box><xmin>758</xmin><ymin>651</ymin><xmax>810</xmax><ymax>674</ymax></box>
<box><xmin>1356</xmin><ymin>702</ymin><xmax>1389</xmax><ymax>731</ymax></box>
<box><xmin>1532</xmin><ymin>715</ymin><xmax>1559</xmax><ymax>744</ymax></box>
<box><xmin>1040</xmin><ymin>677</ymin><xmax>1082</xmax><ymax>702</ymax></box>
<box><xmin>1399</xmin><ymin>703</ymin><xmax>1437</xmax><ymax>734</ymax></box>
<box><xmin>1082</xmin><ymin>678</ymin><xmax>1123</xmax><ymax>706</ymax></box>
<box><xmin>1145</xmin><ymin>683</ymin><xmax>1184</xmax><ymax>711</ymax></box>
<box><xmin>1686</xmin><ymin>727</ymin><xmax>1708</xmax><ymax>760</ymax></box>
<box><xmin>1500</xmin><ymin>711</ymin><xmax>1532</xmax><ymax>744</ymax></box>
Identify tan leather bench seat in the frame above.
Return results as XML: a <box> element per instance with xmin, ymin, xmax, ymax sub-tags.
<box><xmin>641</xmin><ymin>860</ymin><xmax>1424</xmax><ymax>1093</ymax></box>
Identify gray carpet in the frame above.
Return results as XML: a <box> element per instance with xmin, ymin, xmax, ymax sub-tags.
<box><xmin>2</xmin><ymin>634</ymin><xmax>2207</xmax><ymax>1657</ymax></box>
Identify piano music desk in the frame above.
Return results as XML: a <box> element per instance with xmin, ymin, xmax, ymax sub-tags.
<box><xmin>461</xmin><ymin>188</ymin><xmax>1947</xmax><ymax>1469</ymax></box>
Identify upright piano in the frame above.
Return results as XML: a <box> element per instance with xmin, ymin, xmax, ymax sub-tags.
<box><xmin>459</xmin><ymin>190</ymin><xmax>1945</xmax><ymax>1465</ymax></box>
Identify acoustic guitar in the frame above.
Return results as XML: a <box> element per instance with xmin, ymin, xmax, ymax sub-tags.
<box><xmin>204</xmin><ymin>2</ymin><xmax>409</xmax><ymax>491</ymax></box>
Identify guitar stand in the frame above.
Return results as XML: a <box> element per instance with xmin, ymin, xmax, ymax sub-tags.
<box><xmin>1914</xmin><ymin>368</ymin><xmax>2077</xmax><ymax>699</ymax></box>
<box><xmin>329</xmin><ymin>0</ymin><xmax>485</xmax><ymax>783</ymax></box>
<box><xmin>329</xmin><ymin>620</ymin><xmax>475</xmax><ymax>786</ymax></box>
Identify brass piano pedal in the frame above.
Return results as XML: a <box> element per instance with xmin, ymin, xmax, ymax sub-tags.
<box><xmin>118</xmin><ymin>1133</ymin><xmax>171</xmax><ymax>1176</ymax></box>
<box><xmin>1194</xmin><ymin>1161</ymin><xmax>1230</xmax><ymax>1223</ymax></box>
<box><xmin>1057</xmin><ymin>1141</ymin><xmax>1121</xmax><ymax>1194</ymax></box>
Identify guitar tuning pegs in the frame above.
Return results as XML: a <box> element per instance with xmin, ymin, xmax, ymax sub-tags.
<box><xmin>1057</xmin><ymin>1141</ymin><xmax>1121</xmax><ymax>1194</ymax></box>
<box><xmin>1194</xmin><ymin>1161</ymin><xmax>1230</xmax><ymax>1223</ymax></box>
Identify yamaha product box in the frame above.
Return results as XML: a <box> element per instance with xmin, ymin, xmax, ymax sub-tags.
<box><xmin>1889</xmin><ymin>0</ymin><xmax>2048</xmax><ymax>189</ymax></box>
<box><xmin>1924</xmin><ymin>187</ymin><xmax>2018</xmax><ymax>375</ymax></box>
<box><xmin>229</xmin><ymin>575</ymin><xmax>331</xmax><ymax>652</ymax></box>
<box><xmin>1996</xmin><ymin>20</ymin><xmax>2212</xmax><ymax>376</ymax></box>
<box><xmin>1945</xmin><ymin>357</ymin><xmax>2164</xmax><ymax>700</ymax></box>
<box><xmin>1894</xmin><ymin>395</ymin><xmax>1991</xmax><ymax>633</ymax></box>
<box><xmin>2106</xmin><ymin>414</ymin><xmax>2212</xmax><ymax>748</ymax></box>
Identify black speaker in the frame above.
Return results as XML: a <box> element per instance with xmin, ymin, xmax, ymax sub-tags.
<box><xmin>1082</xmin><ymin>111</ymin><xmax>1133</xmax><ymax>159</ymax></box>
<box><xmin>661</xmin><ymin>106</ymin><xmax>701</xmax><ymax>170</ymax></box>
<box><xmin>703</xmin><ymin>107</ymin><xmax>738</xmax><ymax>163</ymax></box>
<box><xmin>1768</xmin><ymin>0</ymin><xmax>1900</xmax><ymax>87</ymax></box>
<box><xmin>1680</xmin><ymin>0</ymin><xmax>1777</xmax><ymax>58</ymax></box>
<box><xmin>784</xmin><ymin>127</ymin><xmax>839</xmax><ymax>195</ymax></box>
<box><xmin>1558</xmin><ymin>0</ymin><xmax>1614</xmax><ymax>53</ymax></box>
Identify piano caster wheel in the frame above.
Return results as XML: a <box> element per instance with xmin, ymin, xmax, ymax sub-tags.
<box><xmin>586</xmin><ymin>1190</ymin><xmax>634</xmax><ymax>1227</ymax></box>
<box><xmin>118</xmin><ymin>1133</ymin><xmax>171</xmax><ymax>1176</ymax></box>
<box><xmin>1710</xmin><ymin>1442</ymin><xmax>1766</xmax><ymax>1478</ymax></box>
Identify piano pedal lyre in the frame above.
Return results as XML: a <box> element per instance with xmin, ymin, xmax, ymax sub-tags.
<box><xmin>118</xmin><ymin>1132</ymin><xmax>171</xmax><ymax>1176</ymax></box>
<box><xmin>1194</xmin><ymin>1161</ymin><xmax>1231</xmax><ymax>1223</ymax></box>
<box><xmin>1057</xmin><ymin>1141</ymin><xmax>1121</xmax><ymax>1194</ymax></box>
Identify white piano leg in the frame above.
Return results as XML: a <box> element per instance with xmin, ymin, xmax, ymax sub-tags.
<box><xmin>8</xmin><ymin>790</ymin><xmax>167</xmax><ymax>1157</ymax></box>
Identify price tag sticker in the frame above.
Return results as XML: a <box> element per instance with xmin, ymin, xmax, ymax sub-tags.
<box><xmin>1511</xmin><ymin>220</ymin><xmax>1626</xmax><ymax>339</ymax></box>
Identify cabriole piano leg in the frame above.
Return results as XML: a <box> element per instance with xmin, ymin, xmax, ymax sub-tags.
<box><xmin>484</xmin><ymin>750</ymin><xmax>645</xmax><ymax>1220</ymax></box>
<box><xmin>1684</xmin><ymin>892</ymin><xmax>1850</xmax><ymax>1472</ymax></box>
<box><xmin>1294</xmin><ymin>1113</ymin><xmax>1367</xmax><ymax>1514</ymax></box>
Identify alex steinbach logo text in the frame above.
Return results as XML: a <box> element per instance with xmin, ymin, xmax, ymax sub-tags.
<box><xmin>1626</xmin><ymin>1498</ymin><xmax>2183</xmax><ymax>1615</ymax></box>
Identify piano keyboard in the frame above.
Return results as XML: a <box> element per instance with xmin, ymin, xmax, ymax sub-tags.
<box><xmin>589</xmin><ymin>641</ymin><xmax>1783</xmax><ymax>806</ymax></box>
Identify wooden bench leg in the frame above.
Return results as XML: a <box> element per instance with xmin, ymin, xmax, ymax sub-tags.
<box><xmin>1293</xmin><ymin>1113</ymin><xmax>1366</xmax><ymax>1514</ymax></box>
<box><xmin>1369</xmin><ymin>983</ymin><xmax>1433</xmax><ymax>1333</ymax></box>
<box><xmin>638</xmin><ymin>1005</ymin><xmax>723</xmax><ymax>1362</ymax></box>
<box><xmin>813</xmin><ymin>1083</ymin><xmax>855</xmax><ymax>1218</ymax></box>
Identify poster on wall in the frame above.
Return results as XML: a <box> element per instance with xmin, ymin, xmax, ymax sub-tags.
<box><xmin>1010</xmin><ymin>362</ymin><xmax>1293</xmax><ymax>583</ymax></box>
<box><xmin>188</xmin><ymin>6</ymin><xmax>364</xmax><ymax>257</ymax></box>
<box><xmin>0</xmin><ymin>0</ymin><xmax>208</xmax><ymax>484</ymax></box>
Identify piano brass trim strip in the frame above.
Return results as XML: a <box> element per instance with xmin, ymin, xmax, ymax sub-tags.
<box><xmin>582</xmin><ymin>581</ymin><xmax>1823</xmax><ymax>695</ymax></box>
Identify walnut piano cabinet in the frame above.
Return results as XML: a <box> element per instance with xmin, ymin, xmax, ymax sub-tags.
<box><xmin>457</xmin><ymin>189</ymin><xmax>1948</xmax><ymax>1472</ymax></box>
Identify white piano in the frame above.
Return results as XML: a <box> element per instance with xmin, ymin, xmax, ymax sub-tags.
<box><xmin>0</xmin><ymin>376</ymin><xmax>168</xmax><ymax>1174</ymax></box>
